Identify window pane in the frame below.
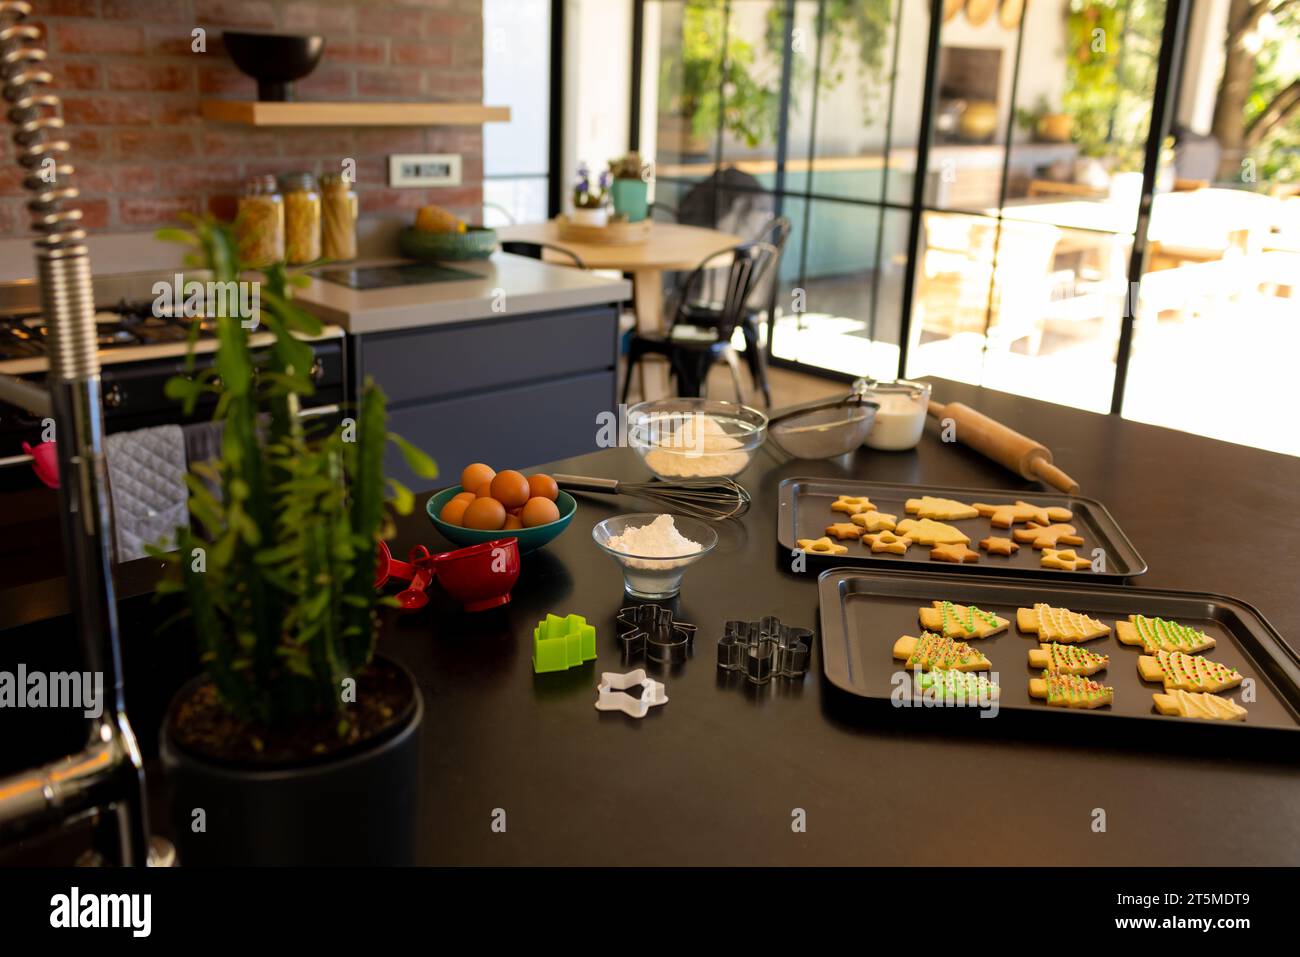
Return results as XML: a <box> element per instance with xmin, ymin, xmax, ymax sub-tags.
<box><xmin>483</xmin><ymin>0</ymin><xmax>551</xmax><ymax>178</ymax></box>
<box><xmin>483</xmin><ymin>177</ymin><xmax>549</xmax><ymax>225</ymax></box>
<box><xmin>644</xmin><ymin>0</ymin><xmax>720</xmax><ymax>185</ymax></box>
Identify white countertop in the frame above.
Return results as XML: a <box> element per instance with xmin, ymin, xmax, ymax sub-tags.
<box><xmin>292</xmin><ymin>253</ymin><xmax>632</xmax><ymax>335</ymax></box>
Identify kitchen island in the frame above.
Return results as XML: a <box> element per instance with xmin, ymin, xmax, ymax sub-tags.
<box><xmin>294</xmin><ymin>253</ymin><xmax>631</xmax><ymax>486</ymax></box>
<box><xmin>2</xmin><ymin>379</ymin><xmax>1297</xmax><ymax>866</ymax></box>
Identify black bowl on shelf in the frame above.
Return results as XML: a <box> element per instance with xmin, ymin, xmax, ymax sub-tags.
<box><xmin>223</xmin><ymin>31</ymin><xmax>325</xmax><ymax>102</ymax></box>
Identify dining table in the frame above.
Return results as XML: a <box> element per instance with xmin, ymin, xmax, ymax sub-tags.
<box><xmin>497</xmin><ymin>220</ymin><xmax>742</xmax><ymax>398</ymax></box>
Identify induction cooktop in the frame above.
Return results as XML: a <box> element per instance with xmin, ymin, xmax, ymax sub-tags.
<box><xmin>311</xmin><ymin>262</ymin><xmax>480</xmax><ymax>290</ymax></box>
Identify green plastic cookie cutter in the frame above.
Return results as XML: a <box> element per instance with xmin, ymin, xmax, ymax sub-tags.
<box><xmin>532</xmin><ymin>613</ymin><xmax>597</xmax><ymax>673</ymax></box>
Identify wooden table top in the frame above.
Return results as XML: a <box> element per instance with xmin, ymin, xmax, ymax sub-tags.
<box><xmin>498</xmin><ymin>220</ymin><xmax>742</xmax><ymax>271</ymax></box>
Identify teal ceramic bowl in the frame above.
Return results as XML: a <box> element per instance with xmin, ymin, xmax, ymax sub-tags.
<box><xmin>425</xmin><ymin>486</ymin><xmax>576</xmax><ymax>553</ymax></box>
<box><xmin>398</xmin><ymin>225</ymin><xmax>498</xmax><ymax>261</ymax></box>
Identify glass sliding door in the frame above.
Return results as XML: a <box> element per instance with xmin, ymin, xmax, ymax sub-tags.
<box><xmin>483</xmin><ymin>0</ymin><xmax>552</xmax><ymax>225</ymax></box>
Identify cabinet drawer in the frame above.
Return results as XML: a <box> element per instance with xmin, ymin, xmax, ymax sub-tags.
<box><xmin>383</xmin><ymin>370</ymin><xmax>615</xmax><ymax>489</ymax></box>
<box><xmin>358</xmin><ymin>305</ymin><xmax>617</xmax><ymax>405</ymax></box>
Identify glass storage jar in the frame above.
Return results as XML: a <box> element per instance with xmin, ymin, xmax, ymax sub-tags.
<box><xmin>235</xmin><ymin>175</ymin><xmax>284</xmax><ymax>268</ymax></box>
<box><xmin>320</xmin><ymin>172</ymin><xmax>358</xmax><ymax>261</ymax></box>
<box><xmin>279</xmin><ymin>171</ymin><xmax>321</xmax><ymax>265</ymax></box>
<box><xmin>856</xmin><ymin>378</ymin><xmax>931</xmax><ymax>451</ymax></box>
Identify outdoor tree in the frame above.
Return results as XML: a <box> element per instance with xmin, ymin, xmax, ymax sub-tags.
<box><xmin>1210</xmin><ymin>0</ymin><xmax>1300</xmax><ymax>183</ymax></box>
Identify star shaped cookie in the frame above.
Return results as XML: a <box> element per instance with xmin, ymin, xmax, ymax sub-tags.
<box><xmin>1013</xmin><ymin>522</ymin><xmax>1084</xmax><ymax>549</ymax></box>
<box><xmin>850</xmin><ymin>510</ymin><xmax>897</xmax><ymax>532</ymax></box>
<box><xmin>904</xmin><ymin>496</ymin><xmax>978</xmax><ymax>520</ymax></box>
<box><xmin>973</xmin><ymin>500</ymin><xmax>1073</xmax><ymax>528</ymax></box>
<box><xmin>796</xmin><ymin>536</ymin><xmax>848</xmax><ymax>555</ymax></box>
<box><xmin>824</xmin><ymin>522</ymin><xmax>863</xmax><ymax>540</ymax></box>
<box><xmin>1040</xmin><ymin>548</ymin><xmax>1092</xmax><ymax>570</ymax></box>
<box><xmin>929</xmin><ymin>543</ymin><xmax>980</xmax><ymax>563</ymax></box>
<box><xmin>862</xmin><ymin>530</ymin><xmax>913</xmax><ymax>554</ymax></box>
<box><xmin>978</xmin><ymin>535</ymin><xmax>1019</xmax><ymax>556</ymax></box>
<box><xmin>830</xmin><ymin>495</ymin><xmax>875</xmax><ymax>515</ymax></box>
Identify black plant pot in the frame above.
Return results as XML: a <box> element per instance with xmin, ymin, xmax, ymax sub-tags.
<box><xmin>160</xmin><ymin>657</ymin><xmax>423</xmax><ymax>866</ymax></box>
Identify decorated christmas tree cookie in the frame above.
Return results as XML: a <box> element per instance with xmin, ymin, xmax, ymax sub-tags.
<box><xmin>1152</xmin><ymin>690</ymin><xmax>1247</xmax><ymax>721</ymax></box>
<box><xmin>1016</xmin><ymin>603</ymin><xmax>1110</xmax><ymax>642</ymax></box>
<box><xmin>1028</xmin><ymin>671</ymin><xmax>1113</xmax><ymax>709</ymax></box>
<box><xmin>1137</xmin><ymin>650</ymin><xmax>1241</xmax><ymax>693</ymax></box>
<box><xmin>893</xmin><ymin>632</ymin><xmax>990</xmax><ymax>672</ymax></box>
<box><xmin>1027</xmin><ymin>643</ymin><xmax>1109</xmax><ymax>675</ymax></box>
<box><xmin>915</xmin><ymin>669</ymin><xmax>1000</xmax><ymax>703</ymax></box>
<box><xmin>919</xmin><ymin>600</ymin><xmax>1009</xmax><ymax>639</ymax></box>
<box><xmin>1116</xmin><ymin>615</ymin><xmax>1215</xmax><ymax>654</ymax></box>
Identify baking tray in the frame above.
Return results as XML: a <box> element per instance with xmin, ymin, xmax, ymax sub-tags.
<box><xmin>818</xmin><ymin>568</ymin><xmax>1300</xmax><ymax>736</ymax></box>
<box><xmin>778</xmin><ymin>478</ymin><xmax>1146</xmax><ymax>581</ymax></box>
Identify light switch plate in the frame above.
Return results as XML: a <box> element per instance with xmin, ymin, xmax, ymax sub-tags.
<box><xmin>388</xmin><ymin>154</ymin><xmax>463</xmax><ymax>188</ymax></box>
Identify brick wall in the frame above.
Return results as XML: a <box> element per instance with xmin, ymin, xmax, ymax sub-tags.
<box><xmin>0</xmin><ymin>0</ymin><xmax>485</xmax><ymax>237</ymax></box>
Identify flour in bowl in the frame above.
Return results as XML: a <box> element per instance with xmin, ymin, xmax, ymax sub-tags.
<box><xmin>605</xmin><ymin>514</ymin><xmax>702</xmax><ymax>567</ymax></box>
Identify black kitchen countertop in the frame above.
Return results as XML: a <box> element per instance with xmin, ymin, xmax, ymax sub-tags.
<box><xmin>3</xmin><ymin>378</ymin><xmax>1299</xmax><ymax>865</ymax></box>
<box><xmin>375</xmin><ymin>379</ymin><xmax>1300</xmax><ymax>865</ymax></box>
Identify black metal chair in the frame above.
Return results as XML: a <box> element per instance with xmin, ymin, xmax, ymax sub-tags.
<box><xmin>622</xmin><ymin>240</ymin><xmax>778</xmax><ymax>404</ymax></box>
<box><xmin>499</xmin><ymin>240</ymin><xmax>586</xmax><ymax>269</ymax></box>
<box><xmin>672</xmin><ymin>215</ymin><xmax>791</xmax><ymax>406</ymax></box>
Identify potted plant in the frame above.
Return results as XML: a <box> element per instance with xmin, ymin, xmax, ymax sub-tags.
<box><xmin>149</xmin><ymin>218</ymin><xmax>438</xmax><ymax>865</ymax></box>
<box><xmin>571</xmin><ymin>162</ymin><xmax>611</xmax><ymax>226</ymax></box>
<box><xmin>608</xmin><ymin>153</ymin><xmax>651</xmax><ymax>223</ymax></box>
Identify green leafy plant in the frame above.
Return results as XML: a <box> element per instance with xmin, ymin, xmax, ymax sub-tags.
<box><xmin>149</xmin><ymin>218</ymin><xmax>436</xmax><ymax>730</ymax></box>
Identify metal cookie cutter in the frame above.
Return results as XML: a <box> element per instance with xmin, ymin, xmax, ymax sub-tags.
<box><xmin>615</xmin><ymin>604</ymin><xmax>697</xmax><ymax>664</ymax></box>
<box><xmin>717</xmin><ymin>616</ymin><xmax>813</xmax><ymax>685</ymax></box>
<box><xmin>595</xmin><ymin>669</ymin><xmax>668</xmax><ymax>719</ymax></box>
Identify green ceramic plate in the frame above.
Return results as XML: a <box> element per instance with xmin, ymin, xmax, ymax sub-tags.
<box><xmin>426</xmin><ymin>487</ymin><xmax>576</xmax><ymax>554</ymax></box>
<box><xmin>398</xmin><ymin>225</ymin><xmax>498</xmax><ymax>261</ymax></box>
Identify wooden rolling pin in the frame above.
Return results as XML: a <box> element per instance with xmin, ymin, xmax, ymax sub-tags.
<box><xmin>927</xmin><ymin>400</ymin><xmax>1080</xmax><ymax>494</ymax></box>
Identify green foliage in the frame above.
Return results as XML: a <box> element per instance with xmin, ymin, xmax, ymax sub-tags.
<box><xmin>150</xmin><ymin>218</ymin><xmax>437</xmax><ymax>727</ymax></box>
<box><xmin>660</xmin><ymin>0</ymin><xmax>892</xmax><ymax>150</ymax></box>
<box><xmin>1244</xmin><ymin>3</ymin><xmax>1300</xmax><ymax>185</ymax></box>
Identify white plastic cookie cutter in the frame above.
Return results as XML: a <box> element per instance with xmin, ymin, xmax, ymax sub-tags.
<box><xmin>594</xmin><ymin>669</ymin><xmax>667</xmax><ymax>719</ymax></box>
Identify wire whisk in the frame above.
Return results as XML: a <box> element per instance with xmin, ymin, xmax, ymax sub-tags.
<box><xmin>554</xmin><ymin>474</ymin><xmax>751</xmax><ymax>521</ymax></box>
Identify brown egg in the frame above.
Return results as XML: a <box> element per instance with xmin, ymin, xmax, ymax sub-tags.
<box><xmin>521</xmin><ymin>496</ymin><xmax>561</xmax><ymax>527</ymax></box>
<box><xmin>490</xmin><ymin>470</ymin><xmax>531</xmax><ymax>509</ymax></box>
<box><xmin>439</xmin><ymin>497</ymin><xmax>471</xmax><ymax>526</ymax></box>
<box><xmin>460</xmin><ymin>463</ymin><xmax>495</xmax><ymax>492</ymax></box>
<box><xmin>504</xmin><ymin>514</ymin><xmax>523</xmax><ymax>530</ymax></box>
<box><xmin>470</xmin><ymin>481</ymin><xmax>494</xmax><ymax>498</ymax></box>
<box><xmin>451</xmin><ymin>491</ymin><xmax>477</xmax><ymax>505</ymax></box>
<box><xmin>527</xmin><ymin>473</ymin><xmax>559</xmax><ymax>502</ymax></box>
<box><xmin>462</xmin><ymin>496</ymin><xmax>507</xmax><ymax>531</ymax></box>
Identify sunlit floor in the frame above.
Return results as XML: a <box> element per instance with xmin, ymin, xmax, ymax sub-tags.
<box><xmin>767</xmin><ymin>285</ymin><xmax>1300</xmax><ymax>458</ymax></box>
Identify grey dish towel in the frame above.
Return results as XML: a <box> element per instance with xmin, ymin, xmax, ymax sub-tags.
<box><xmin>105</xmin><ymin>425</ymin><xmax>189</xmax><ymax>563</ymax></box>
<box><xmin>182</xmin><ymin>419</ymin><xmax>224</xmax><ymax>502</ymax></box>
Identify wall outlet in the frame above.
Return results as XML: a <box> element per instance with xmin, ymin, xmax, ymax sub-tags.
<box><xmin>388</xmin><ymin>154</ymin><xmax>463</xmax><ymax>188</ymax></box>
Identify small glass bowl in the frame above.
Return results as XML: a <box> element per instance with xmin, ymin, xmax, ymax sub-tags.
<box><xmin>626</xmin><ymin>397</ymin><xmax>767</xmax><ymax>480</ymax></box>
<box><xmin>591</xmin><ymin>513</ymin><xmax>718</xmax><ymax>599</ymax></box>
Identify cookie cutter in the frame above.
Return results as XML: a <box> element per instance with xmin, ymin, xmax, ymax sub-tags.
<box><xmin>615</xmin><ymin>604</ymin><xmax>697</xmax><ymax>665</ymax></box>
<box><xmin>532</xmin><ymin>613</ymin><xmax>597</xmax><ymax>673</ymax></box>
<box><xmin>595</xmin><ymin>669</ymin><xmax>667</xmax><ymax>719</ymax></box>
<box><xmin>717</xmin><ymin>616</ymin><xmax>813</xmax><ymax>685</ymax></box>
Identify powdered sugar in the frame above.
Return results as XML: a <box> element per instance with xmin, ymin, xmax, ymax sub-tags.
<box><xmin>605</xmin><ymin>514</ymin><xmax>702</xmax><ymax>566</ymax></box>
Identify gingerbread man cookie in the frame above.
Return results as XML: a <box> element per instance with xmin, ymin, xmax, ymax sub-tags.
<box><xmin>929</xmin><ymin>543</ymin><xmax>980</xmax><ymax>564</ymax></box>
<box><xmin>904</xmin><ymin>496</ymin><xmax>978</xmax><ymax>521</ymax></box>
<box><xmin>796</xmin><ymin>536</ymin><xmax>848</xmax><ymax>556</ymax></box>
<box><xmin>978</xmin><ymin>535</ymin><xmax>1019</xmax><ymax>557</ymax></box>
<box><xmin>862</xmin><ymin>530</ymin><xmax>913</xmax><ymax>554</ymax></box>
<box><xmin>850</xmin><ymin>510</ymin><xmax>897</xmax><ymax>533</ymax></box>
<box><xmin>824</xmin><ymin>523</ymin><xmax>863</xmax><ymax>541</ymax></box>
<box><xmin>973</xmin><ymin>500</ymin><xmax>1073</xmax><ymax>528</ymax></box>
<box><xmin>1040</xmin><ymin>548</ymin><xmax>1092</xmax><ymax>570</ymax></box>
<box><xmin>894</xmin><ymin>518</ymin><xmax>969</xmax><ymax>546</ymax></box>
<box><xmin>1013</xmin><ymin>523</ymin><xmax>1084</xmax><ymax>550</ymax></box>
<box><xmin>830</xmin><ymin>495</ymin><xmax>875</xmax><ymax>515</ymax></box>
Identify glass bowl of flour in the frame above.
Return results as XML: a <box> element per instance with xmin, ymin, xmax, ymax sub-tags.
<box><xmin>592</xmin><ymin>513</ymin><xmax>718</xmax><ymax>599</ymax></box>
<box><xmin>626</xmin><ymin>398</ymin><xmax>767</xmax><ymax>480</ymax></box>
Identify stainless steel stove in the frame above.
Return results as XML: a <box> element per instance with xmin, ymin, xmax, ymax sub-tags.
<box><xmin>0</xmin><ymin>271</ymin><xmax>348</xmax><ymax>480</ymax></box>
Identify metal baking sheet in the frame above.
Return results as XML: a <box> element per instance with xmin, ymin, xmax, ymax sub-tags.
<box><xmin>817</xmin><ymin>567</ymin><xmax>1300</xmax><ymax>735</ymax></box>
<box><xmin>778</xmin><ymin>478</ymin><xmax>1147</xmax><ymax>581</ymax></box>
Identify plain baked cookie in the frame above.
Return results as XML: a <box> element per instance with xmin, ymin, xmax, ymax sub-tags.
<box><xmin>824</xmin><ymin>522</ymin><xmax>863</xmax><ymax>540</ymax></box>
<box><xmin>1014</xmin><ymin>523</ymin><xmax>1085</xmax><ymax>549</ymax></box>
<box><xmin>796</xmin><ymin>536</ymin><xmax>848</xmax><ymax>555</ymax></box>
<box><xmin>895</xmin><ymin>518</ymin><xmax>970</xmax><ymax>546</ymax></box>
<box><xmin>850</xmin><ymin>510</ymin><xmax>897</xmax><ymax>532</ymax></box>
<box><xmin>973</xmin><ymin>500</ymin><xmax>1073</xmax><ymax>528</ymax></box>
<box><xmin>904</xmin><ymin>496</ymin><xmax>979</xmax><ymax>520</ymax></box>
<box><xmin>929</xmin><ymin>543</ymin><xmax>980</xmax><ymax>564</ymax></box>
<box><xmin>1040</xmin><ymin>548</ymin><xmax>1092</xmax><ymax>570</ymax></box>
<box><xmin>978</xmin><ymin>535</ymin><xmax>1019</xmax><ymax>556</ymax></box>
<box><xmin>862</xmin><ymin>530</ymin><xmax>913</xmax><ymax>554</ymax></box>
<box><xmin>830</xmin><ymin>495</ymin><xmax>875</xmax><ymax>515</ymax></box>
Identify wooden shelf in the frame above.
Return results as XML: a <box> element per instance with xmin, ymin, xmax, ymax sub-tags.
<box><xmin>199</xmin><ymin>100</ymin><xmax>510</xmax><ymax>127</ymax></box>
